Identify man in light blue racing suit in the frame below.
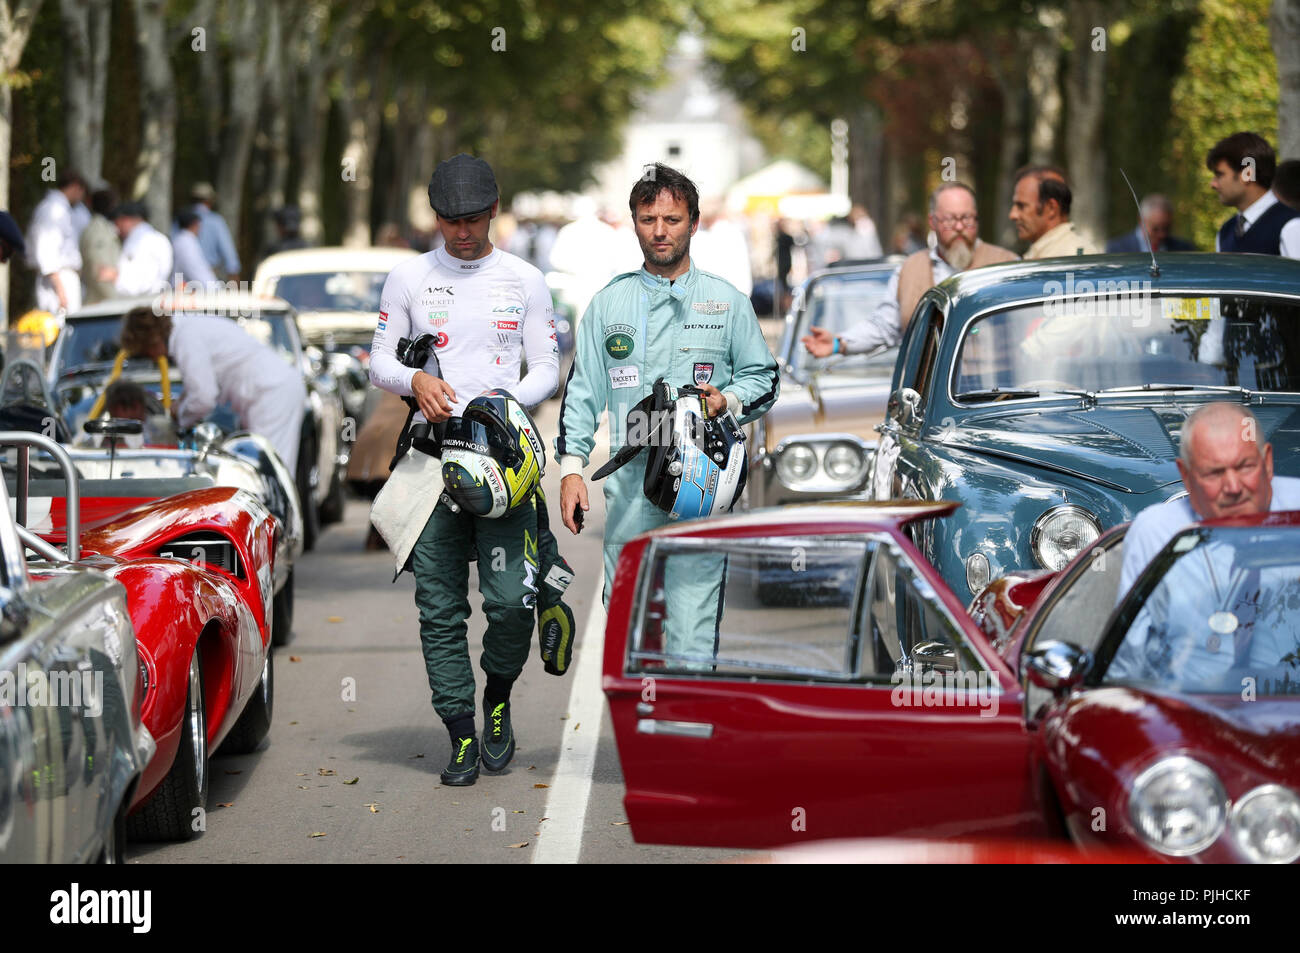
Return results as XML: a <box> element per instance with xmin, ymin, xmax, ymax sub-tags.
<box><xmin>557</xmin><ymin>163</ymin><xmax>778</xmax><ymax>662</ymax></box>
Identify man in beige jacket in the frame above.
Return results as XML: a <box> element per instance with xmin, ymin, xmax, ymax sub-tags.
<box><xmin>1010</xmin><ymin>165</ymin><xmax>1100</xmax><ymax>259</ymax></box>
<box><xmin>802</xmin><ymin>182</ymin><xmax>1017</xmax><ymax>357</ymax></box>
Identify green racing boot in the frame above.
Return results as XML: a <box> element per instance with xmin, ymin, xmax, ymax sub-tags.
<box><xmin>440</xmin><ymin>735</ymin><xmax>480</xmax><ymax>786</ymax></box>
<box><xmin>481</xmin><ymin>701</ymin><xmax>516</xmax><ymax>772</ymax></box>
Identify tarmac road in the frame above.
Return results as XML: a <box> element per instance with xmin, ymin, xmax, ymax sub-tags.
<box><xmin>127</xmin><ymin>398</ymin><xmax>732</xmax><ymax>864</ymax></box>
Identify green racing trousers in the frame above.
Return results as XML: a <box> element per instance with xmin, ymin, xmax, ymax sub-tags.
<box><xmin>411</xmin><ymin>494</ymin><xmax>541</xmax><ymax>721</ymax></box>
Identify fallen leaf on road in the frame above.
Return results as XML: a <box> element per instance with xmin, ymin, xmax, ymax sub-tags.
<box><xmin>298</xmin><ymin>786</ymin><xmax>308</xmax><ymax>790</ymax></box>
<box><xmin>343</xmin><ymin>777</ymin><xmax>359</xmax><ymax>785</ymax></box>
<box><xmin>512</xmin><ymin>810</ymin><xmax>526</xmax><ymax>814</ymax></box>
<box><xmin>289</xmin><ymin>656</ymin><xmax>302</xmax><ymax>662</ymax></box>
<box><xmin>610</xmin><ymin>821</ymin><xmax>629</xmax><ymax>826</ymax></box>
<box><xmin>217</xmin><ymin>802</ymin><xmax>233</xmax><ymax>808</ymax></box>
<box><xmin>224</xmin><ymin>770</ymin><xmax>242</xmax><ymax>775</ymax></box>
<box><xmin>527</xmin><ymin>765</ymin><xmax>536</xmax><ymax>771</ymax></box>
<box><xmin>318</xmin><ymin>768</ymin><xmax>336</xmax><ymax>776</ymax></box>
<box><xmin>328</xmin><ymin>616</ymin><xmax>343</xmax><ymax>623</ymax></box>
<box><xmin>366</xmin><ymin>803</ymin><xmax>380</xmax><ymax>813</ymax></box>
<box><xmin>408</xmin><ymin>753</ymin><xmax>424</xmax><ymax>759</ymax></box>
<box><xmin>296</xmin><ymin>773</ymin><xmax>307</xmax><ymax>777</ymax></box>
<box><xmin>289</xmin><ymin>721</ymin><xmax>298</xmax><ymax>725</ymax></box>
<box><xmin>573</xmin><ymin>722</ymin><xmax>581</xmax><ymax>731</ymax></box>
<box><xmin>309</xmin><ymin>832</ymin><xmax>327</xmax><ymax>838</ymax></box>
<box><xmin>533</xmin><ymin>783</ymin><xmax>549</xmax><ymax>789</ymax></box>
<box><xmin>507</xmin><ymin>842</ymin><xmax>529</xmax><ymax>849</ymax></box>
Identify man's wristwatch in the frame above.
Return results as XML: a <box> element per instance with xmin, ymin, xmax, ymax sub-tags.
<box><xmin>832</xmin><ymin>336</ymin><xmax>842</xmax><ymax>355</ymax></box>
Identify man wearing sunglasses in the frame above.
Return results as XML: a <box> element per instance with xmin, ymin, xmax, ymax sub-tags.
<box><xmin>802</xmin><ymin>183</ymin><xmax>1016</xmax><ymax>358</ymax></box>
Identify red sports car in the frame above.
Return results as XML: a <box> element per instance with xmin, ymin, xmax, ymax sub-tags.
<box><xmin>7</xmin><ymin>432</ymin><xmax>276</xmax><ymax>842</ymax></box>
<box><xmin>601</xmin><ymin>502</ymin><xmax>1300</xmax><ymax>863</ymax></box>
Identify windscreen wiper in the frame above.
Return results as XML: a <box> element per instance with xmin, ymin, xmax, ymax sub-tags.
<box><xmin>954</xmin><ymin>388</ymin><xmax>1040</xmax><ymax>401</ymax></box>
<box><xmin>1091</xmin><ymin>383</ymin><xmax>1256</xmax><ymax>399</ymax></box>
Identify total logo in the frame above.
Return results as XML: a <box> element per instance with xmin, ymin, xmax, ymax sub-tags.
<box><xmin>493</xmin><ymin>319</ymin><xmax>520</xmax><ymax>332</ymax></box>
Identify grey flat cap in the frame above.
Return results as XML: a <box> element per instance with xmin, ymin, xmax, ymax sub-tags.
<box><xmin>428</xmin><ymin>154</ymin><xmax>498</xmax><ymax>219</ymax></box>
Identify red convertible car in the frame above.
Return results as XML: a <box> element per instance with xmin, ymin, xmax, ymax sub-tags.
<box><xmin>601</xmin><ymin>502</ymin><xmax>1300</xmax><ymax>863</ymax></box>
<box><xmin>5</xmin><ymin>432</ymin><xmax>275</xmax><ymax>842</ymax></box>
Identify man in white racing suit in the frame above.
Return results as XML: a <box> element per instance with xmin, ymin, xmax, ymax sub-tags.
<box><xmin>369</xmin><ymin>153</ymin><xmax>560</xmax><ymax>785</ymax></box>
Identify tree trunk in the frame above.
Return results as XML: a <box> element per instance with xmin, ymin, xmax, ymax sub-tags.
<box><xmin>386</xmin><ymin>82</ymin><xmax>428</xmax><ymax>233</ymax></box>
<box><xmin>0</xmin><ymin>0</ymin><xmax>44</xmax><ymax>315</ymax></box>
<box><xmin>256</xmin><ymin>0</ymin><xmax>291</xmax><ymax>255</ymax></box>
<box><xmin>191</xmin><ymin>0</ymin><xmax>221</xmax><ymax>175</ymax></box>
<box><xmin>1065</xmin><ymin>0</ymin><xmax>1108</xmax><ymax>242</ymax></box>
<box><xmin>293</xmin><ymin>0</ymin><xmax>345</xmax><ymax>244</ymax></box>
<box><xmin>849</xmin><ymin>105</ymin><xmax>885</xmax><ymax>234</ymax></box>
<box><xmin>1027</xmin><ymin>7</ymin><xmax>1065</xmax><ymax>165</ymax></box>
<box><xmin>1274</xmin><ymin>0</ymin><xmax>1300</xmax><ymax>159</ymax></box>
<box><xmin>337</xmin><ymin>47</ymin><xmax>384</xmax><ymax>247</ymax></box>
<box><xmin>59</xmin><ymin>0</ymin><xmax>110</xmax><ymax>185</ymax></box>
<box><xmin>213</xmin><ymin>0</ymin><xmax>263</xmax><ymax>255</ymax></box>
<box><xmin>981</xmin><ymin>31</ymin><xmax>1028</xmax><ymax>247</ymax></box>
<box><xmin>131</xmin><ymin>0</ymin><xmax>176</xmax><ymax>228</ymax></box>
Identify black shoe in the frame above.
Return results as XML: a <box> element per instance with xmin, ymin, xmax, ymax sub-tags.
<box><xmin>481</xmin><ymin>701</ymin><xmax>516</xmax><ymax>772</ymax></box>
<box><xmin>440</xmin><ymin>735</ymin><xmax>479</xmax><ymax>786</ymax></box>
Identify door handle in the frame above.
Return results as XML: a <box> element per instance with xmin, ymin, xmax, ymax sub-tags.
<box><xmin>636</xmin><ymin>719</ymin><xmax>714</xmax><ymax>739</ymax></box>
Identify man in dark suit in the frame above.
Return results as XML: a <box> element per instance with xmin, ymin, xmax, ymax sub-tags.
<box><xmin>1106</xmin><ymin>194</ymin><xmax>1195</xmax><ymax>253</ymax></box>
<box><xmin>1275</xmin><ymin>159</ymin><xmax>1300</xmax><ymax>212</ymax></box>
<box><xmin>1206</xmin><ymin>131</ymin><xmax>1299</xmax><ymax>258</ymax></box>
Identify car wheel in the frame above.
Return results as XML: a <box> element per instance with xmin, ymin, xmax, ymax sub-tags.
<box><xmin>319</xmin><ymin>460</ymin><xmax>345</xmax><ymax>525</ymax></box>
<box><xmin>127</xmin><ymin>650</ymin><xmax>207</xmax><ymax>842</ymax></box>
<box><xmin>218</xmin><ymin>650</ymin><xmax>274</xmax><ymax>755</ymax></box>
<box><xmin>297</xmin><ymin>441</ymin><xmax>321</xmax><ymax>551</ymax></box>
<box><xmin>271</xmin><ymin>569</ymin><xmax>294</xmax><ymax>647</ymax></box>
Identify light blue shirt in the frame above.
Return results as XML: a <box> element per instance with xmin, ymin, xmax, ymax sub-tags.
<box><xmin>1118</xmin><ymin>475</ymin><xmax>1300</xmax><ymax>599</ymax></box>
<box><xmin>193</xmin><ymin>203</ymin><xmax>240</xmax><ymax>276</ymax></box>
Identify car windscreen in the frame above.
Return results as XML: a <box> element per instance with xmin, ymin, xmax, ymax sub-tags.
<box><xmin>789</xmin><ymin>271</ymin><xmax>897</xmax><ymax>379</ymax></box>
<box><xmin>1098</xmin><ymin>524</ymin><xmax>1300</xmax><ymax>695</ymax></box>
<box><xmin>56</xmin><ymin>312</ymin><xmax>297</xmax><ymax>376</ymax></box>
<box><xmin>953</xmin><ymin>294</ymin><xmax>1300</xmax><ymax>398</ymax></box>
<box><xmin>268</xmin><ymin>271</ymin><xmax>386</xmax><ymax>312</ymax></box>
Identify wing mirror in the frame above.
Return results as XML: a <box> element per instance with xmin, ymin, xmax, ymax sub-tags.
<box><xmin>1025</xmin><ymin>640</ymin><xmax>1093</xmax><ymax>696</ymax></box>
<box><xmin>912</xmin><ymin>640</ymin><xmax>957</xmax><ymax>674</ymax></box>
<box><xmin>891</xmin><ymin>387</ymin><xmax>923</xmax><ymax>431</ymax></box>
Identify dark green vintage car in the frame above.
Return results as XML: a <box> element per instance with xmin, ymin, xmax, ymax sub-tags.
<box><xmin>868</xmin><ymin>253</ymin><xmax>1300</xmax><ymax>598</ymax></box>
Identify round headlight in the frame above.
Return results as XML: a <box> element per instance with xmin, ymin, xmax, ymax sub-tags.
<box><xmin>1030</xmin><ymin>505</ymin><xmax>1101</xmax><ymax>570</ymax></box>
<box><xmin>1230</xmin><ymin>785</ymin><xmax>1300</xmax><ymax>864</ymax></box>
<box><xmin>1129</xmin><ymin>756</ymin><xmax>1228</xmax><ymax>856</ymax></box>
<box><xmin>776</xmin><ymin>444</ymin><xmax>817</xmax><ymax>486</ymax></box>
<box><xmin>824</xmin><ymin>443</ymin><xmax>863</xmax><ymax>481</ymax></box>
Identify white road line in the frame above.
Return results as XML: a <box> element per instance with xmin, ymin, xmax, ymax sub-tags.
<box><xmin>533</xmin><ymin>573</ymin><xmax>607</xmax><ymax>864</ymax></box>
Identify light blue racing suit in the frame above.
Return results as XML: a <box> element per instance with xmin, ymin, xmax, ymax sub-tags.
<box><xmin>557</xmin><ymin>262</ymin><xmax>779</xmax><ymax>662</ymax></box>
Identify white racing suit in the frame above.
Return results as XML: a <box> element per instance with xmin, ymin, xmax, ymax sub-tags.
<box><xmin>557</xmin><ymin>262</ymin><xmax>779</xmax><ymax>662</ymax></box>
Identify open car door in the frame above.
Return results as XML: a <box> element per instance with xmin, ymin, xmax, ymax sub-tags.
<box><xmin>602</xmin><ymin>509</ymin><xmax>1050</xmax><ymax>849</ymax></box>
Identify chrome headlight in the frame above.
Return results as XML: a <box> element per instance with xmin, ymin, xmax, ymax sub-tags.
<box><xmin>775</xmin><ymin>444</ymin><xmax>817</xmax><ymax>485</ymax></box>
<box><xmin>823</xmin><ymin>442</ymin><xmax>865</xmax><ymax>482</ymax></box>
<box><xmin>1230</xmin><ymin>785</ymin><xmax>1300</xmax><ymax>864</ymax></box>
<box><xmin>1129</xmin><ymin>757</ymin><xmax>1228</xmax><ymax>856</ymax></box>
<box><xmin>1030</xmin><ymin>504</ymin><xmax>1100</xmax><ymax>570</ymax></box>
<box><xmin>774</xmin><ymin>435</ymin><xmax>872</xmax><ymax>492</ymax></box>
